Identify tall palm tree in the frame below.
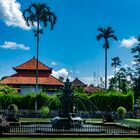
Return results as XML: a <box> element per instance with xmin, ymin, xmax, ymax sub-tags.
<box><xmin>97</xmin><ymin>27</ymin><xmax>117</xmax><ymax>90</ymax></box>
<box><xmin>111</xmin><ymin>56</ymin><xmax>121</xmax><ymax>75</ymax></box>
<box><xmin>23</xmin><ymin>3</ymin><xmax>56</xmax><ymax>110</ymax></box>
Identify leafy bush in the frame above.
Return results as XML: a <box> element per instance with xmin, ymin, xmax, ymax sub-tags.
<box><xmin>74</xmin><ymin>93</ymin><xmax>89</xmax><ymax>111</ymax></box>
<box><xmin>0</xmin><ymin>90</ymin><xmax>134</xmax><ymax>111</ymax></box>
<box><xmin>117</xmin><ymin>106</ymin><xmax>127</xmax><ymax>119</ymax></box>
<box><xmin>0</xmin><ymin>92</ymin><xmax>60</xmax><ymax>110</ymax></box>
<box><xmin>8</xmin><ymin>104</ymin><xmax>18</xmax><ymax>114</ymax></box>
<box><xmin>48</xmin><ymin>95</ymin><xmax>61</xmax><ymax>110</ymax></box>
<box><xmin>89</xmin><ymin>91</ymin><xmax>134</xmax><ymax>111</ymax></box>
<box><xmin>40</xmin><ymin>106</ymin><xmax>49</xmax><ymax>117</ymax></box>
<box><xmin>0</xmin><ymin>85</ymin><xmax>17</xmax><ymax>94</ymax></box>
<box><xmin>36</xmin><ymin>93</ymin><xmax>49</xmax><ymax>109</ymax></box>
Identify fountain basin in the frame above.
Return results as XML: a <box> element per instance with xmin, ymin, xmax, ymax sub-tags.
<box><xmin>51</xmin><ymin>116</ymin><xmax>85</xmax><ymax>129</ymax></box>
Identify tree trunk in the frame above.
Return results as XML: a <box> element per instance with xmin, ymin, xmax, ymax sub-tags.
<box><xmin>105</xmin><ymin>48</ymin><xmax>107</xmax><ymax>90</ymax></box>
<box><xmin>35</xmin><ymin>19</ymin><xmax>40</xmax><ymax>111</ymax></box>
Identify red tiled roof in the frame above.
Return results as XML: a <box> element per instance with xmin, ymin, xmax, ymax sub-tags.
<box><xmin>72</xmin><ymin>77</ymin><xmax>86</xmax><ymax>87</ymax></box>
<box><xmin>14</xmin><ymin>58</ymin><xmax>52</xmax><ymax>71</ymax></box>
<box><xmin>84</xmin><ymin>85</ymin><xmax>102</xmax><ymax>93</ymax></box>
<box><xmin>0</xmin><ymin>74</ymin><xmax>64</xmax><ymax>86</ymax></box>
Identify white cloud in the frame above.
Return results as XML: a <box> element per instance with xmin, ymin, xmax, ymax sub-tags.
<box><xmin>51</xmin><ymin>61</ymin><xmax>57</xmax><ymax>66</ymax></box>
<box><xmin>120</xmin><ymin>36</ymin><xmax>138</xmax><ymax>48</ymax></box>
<box><xmin>0</xmin><ymin>41</ymin><xmax>30</xmax><ymax>50</ymax></box>
<box><xmin>80</xmin><ymin>75</ymin><xmax>114</xmax><ymax>86</ymax></box>
<box><xmin>81</xmin><ymin>76</ymin><xmax>94</xmax><ymax>85</ymax></box>
<box><xmin>0</xmin><ymin>0</ymin><xmax>30</xmax><ymax>30</ymax></box>
<box><xmin>52</xmin><ymin>68</ymin><xmax>69</xmax><ymax>80</ymax></box>
<box><xmin>131</xmin><ymin>60</ymin><xmax>138</xmax><ymax>65</ymax></box>
<box><xmin>123</xmin><ymin>64</ymin><xmax>129</xmax><ymax>69</ymax></box>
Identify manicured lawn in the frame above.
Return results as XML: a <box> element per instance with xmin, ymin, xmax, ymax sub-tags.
<box><xmin>19</xmin><ymin>118</ymin><xmax>140</xmax><ymax>125</ymax></box>
<box><xmin>116</xmin><ymin>119</ymin><xmax>140</xmax><ymax>127</ymax></box>
<box><xmin>19</xmin><ymin>118</ymin><xmax>103</xmax><ymax>123</ymax></box>
<box><xmin>0</xmin><ymin>138</ymin><xmax>140</xmax><ymax>140</ymax></box>
<box><xmin>19</xmin><ymin>118</ymin><xmax>51</xmax><ymax>122</ymax></box>
<box><xmin>19</xmin><ymin>117</ymin><xmax>140</xmax><ymax>127</ymax></box>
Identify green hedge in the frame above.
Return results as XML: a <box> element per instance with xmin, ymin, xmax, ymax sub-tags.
<box><xmin>0</xmin><ymin>92</ymin><xmax>60</xmax><ymax>110</ymax></box>
<box><xmin>89</xmin><ymin>92</ymin><xmax>134</xmax><ymax>111</ymax></box>
<box><xmin>0</xmin><ymin>91</ymin><xmax>134</xmax><ymax>111</ymax></box>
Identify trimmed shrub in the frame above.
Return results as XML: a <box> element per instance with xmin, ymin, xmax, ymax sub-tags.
<box><xmin>48</xmin><ymin>95</ymin><xmax>61</xmax><ymax>110</ymax></box>
<box><xmin>89</xmin><ymin>91</ymin><xmax>134</xmax><ymax>111</ymax></box>
<box><xmin>117</xmin><ymin>106</ymin><xmax>127</xmax><ymax>119</ymax></box>
<box><xmin>0</xmin><ymin>85</ymin><xmax>17</xmax><ymax>94</ymax></box>
<box><xmin>40</xmin><ymin>106</ymin><xmax>49</xmax><ymax>117</ymax></box>
<box><xmin>7</xmin><ymin>104</ymin><xmax>19</xmax><ymax>121</ymax></box>
<box><xmin>8</xmin><ymin>104</ymin><xmax>18</xmax><ymax>114</ymax></box>
<box><xmin>0</xmin><ymin>90</ymin><xmax>134</xmax><ymax>111</ymax></box>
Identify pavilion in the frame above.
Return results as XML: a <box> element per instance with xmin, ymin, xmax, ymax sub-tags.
<box><xmin>0</xmin><ymin>57</ymin><xmax>64</xmax><ymax>94</ymax></box>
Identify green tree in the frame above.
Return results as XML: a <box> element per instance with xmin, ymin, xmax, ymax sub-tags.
<box><xmin>131</xmin><ymin>36</ymin><xmax>140</xmax><ymax>99</ymax></box>
<box><xmin>0</xmin><ymin>85</ymin><xmax>17</xmax><ymax>94</ymax></box>
<box><xmin>108</xmin><ymin>76</ymin><xmax>117</xmax><ymax>91</ymax></box>
<box><xmin>97</xmin><ymin>27</ymin><xmax>117</xmax><ymax>90</ymax></box>
<box><xmin>111</xmin><ymin>56</ymin><xmax>121</xmax><ymax>75</ymax></box>
<box><xmin>23</xmin><ymin>3</ymin><xmax>56</xmax><ymax>110</ymax></box>
<box><xmin>116</xmin><ymin>68</ymin><xmax>130</xmax><ymax>93</ymax></box>
<box><xmin>99</xmin><ymin>76</ymin><xmax>105</xmax><ymax>89</ymax></box>
<box><xmin>109</xmin><ymin>67</ymin><xmax>132</xmax><ymax>92</ymax></box>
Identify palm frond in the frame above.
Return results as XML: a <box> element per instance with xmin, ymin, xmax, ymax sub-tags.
<box><xmin>138</xmin><ymin>35</ymin><xmax>140</xmax><ymax>41</ymax></box>
<box><xmin>96</xmin><ymin>34</ymin><xmax>104</xmax><ymax>40</ymax></box>
<box><xmin>97</xmin><ymin>28</ymin><xmax>105</xmax><ymax>34</ymax></box>
<box><xmin>131</xmin><ymin>46</ymin><xmax>140</xmax><ymax>53</ymax></box>
<box><xmin>23</xmin><ymin>2</ymin><xmax>57</xmax><ymax>34</ymax></box>
<box><xmin>108</xmin><ymin>35</ymin><xmax>117</xmax><ymax>41</ymax></box>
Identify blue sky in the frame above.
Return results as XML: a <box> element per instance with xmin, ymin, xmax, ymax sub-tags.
<box><xmin>0</xmin><ymin>0</ymin><xmax>140</xmax><ymax>85</ymax></box>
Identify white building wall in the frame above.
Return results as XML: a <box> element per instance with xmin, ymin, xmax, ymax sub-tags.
<box><xmin>20</xmin><ymin>85</ymin><xmax>42</xmax><ymax>94</ymax></box>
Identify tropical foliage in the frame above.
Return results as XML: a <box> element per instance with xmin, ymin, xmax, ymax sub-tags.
<box><xmin>131</xmin><ymin>36</ymin><xmax>140</xmax><ymax>99</ymax></box>
<box><xmin>97</xmin><ymin>27</ymin><xmax>117</xmax><ymax>90</ymax></box>
<box><xmin>109</xmin><ymin>36</ymin><xmax>140</xmax><ymax>99</ymax></box>
<box><xmin>40</xmin><ymin>106</ymin><xmax>50</xmax><ymax>117</ymax></box>
<box><xmin>0</xmin><ymin>91</ymin><xmax>134</xmax><ymax>111</ymax></box>
<box><xmin>0</xmin><ymin>85</ymin><xmax>18</xmax><ymax>94</ymax></box>
<box><xmin>117</xmin><ymin>106</ymin><xmax>127</xmax><ymax>119</ymax></box>
<box><xmin>23</xmin><ymin>2</ymin><xmax>56</xmax><ymax>110</ymax></box>
<box><xmin>111</xmin><ymin>56</ymin><xmax>121</xmax><ymax>75</ymax></box>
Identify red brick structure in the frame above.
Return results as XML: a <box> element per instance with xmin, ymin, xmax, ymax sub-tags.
<box><xmin>0</xmin><ymin>57</ymin><xmax>64</xmax><ymax>94</ymax></box>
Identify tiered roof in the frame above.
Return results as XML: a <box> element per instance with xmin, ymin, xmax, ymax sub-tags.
<box><xmin>72</xmin><ymin>77</ymin><xmax>86</xmax><ymax>87</ymax></box>
<box><xmin>0</xmin><ymin>57</ymin><xmax>63</xmax><ymax>86</ymax></box>
<box><xmin>84</xmin><ymin>85</ymin><xmax>102</xmax><ymax>94</ymax></box>
<box><xmin>0</xmin><ymin>74</ymin><xmax>63</xmax><ymax>85</ymax></box>
<box><xmin>14</xmin><ymin>57</ymin><xmax>52</xmax><ymax>72</ymax></box>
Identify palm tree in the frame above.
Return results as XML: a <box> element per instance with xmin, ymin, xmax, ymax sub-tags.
<box><xmin>23</xmin><ymin>3</ymin><xmax>56</xmax><ymax>110</ymax></box>
<box><xmin>97</xmin><ymin>27</ymin><xmax>117</xmax><ymax>90</ymax></box>
<box><xmin>111</xmin><ymin>56</ymin><xmax>121</xmax><ymax>75</ymax></box>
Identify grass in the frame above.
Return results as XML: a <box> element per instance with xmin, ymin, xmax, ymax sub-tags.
<box><xmin>85</xmin><ymin>118</ymin><xmax>103</xmax><ymax>123</ymax></box>
<box><xmin>19</xmin><ymin>117</ymin><xmax>140</xmax><ymax>128</ymax></box>
<box><xmin>19</xmin><ymin>118</ymin><xmax>51</xmax><ymax>122</ymax></box>
<box><xmin>116</xmin><ymin>118</ymin><xmax>140</xmax><ymax>127</ymax></box>
<box><xmin>19</xmin><ymin>117</ymin><xmax>104</xmax><ymax>123</ymax></box>
<box><xmin>0</xmin><ymin>138</ymin><xmax>140</xmax><ymax>140</ymax></box>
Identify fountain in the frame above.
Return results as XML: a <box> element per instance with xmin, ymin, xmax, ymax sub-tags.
<box><xmin>0</xmin><ymin>79</ymin><xmax>136</xmax><ymax>134</ymax></box>
<box><xmin>51</xmin><ymin>78</ymin><xmax>84</xmax><ymax>129</ymax></box>
<box><xmin>0</xmin><ymin>115</ymin><xmax>9</xmax><ymax>133</ymax></box>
